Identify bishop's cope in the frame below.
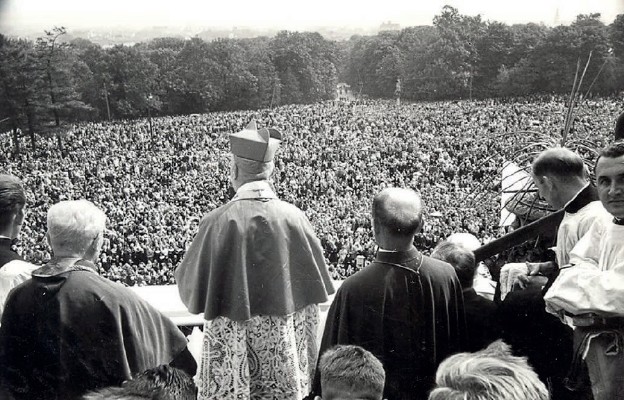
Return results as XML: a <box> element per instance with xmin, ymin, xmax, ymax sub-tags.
<box><xmin>175</xmin><ymin>120</ymin><xmax>335</xmax><ymax>400</ymax></box>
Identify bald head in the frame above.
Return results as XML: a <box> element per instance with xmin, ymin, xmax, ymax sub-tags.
<box><xmin>531</xmin><ymin>147</ymin><xmax>585</xmax><ymax>181</ymax></box>
<box><xmin>372</xmin><ymin>188</ymin><xmax>423</xmax><ymax>242</ymax></box>
<box><xmin>446</xmin><ymin>232</ymin><xmax>481</xmax><ymax>252</ymax></box>
<box><xmin>531</xmin><ymin>148</ymin><xmax>588</xmax><ymax>208</ymax></box>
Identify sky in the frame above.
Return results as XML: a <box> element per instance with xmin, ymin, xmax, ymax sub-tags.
<box><xmin>0</xmin><ymin>0</ymin><xmax>623</xmax><ymax>32</ymax></box>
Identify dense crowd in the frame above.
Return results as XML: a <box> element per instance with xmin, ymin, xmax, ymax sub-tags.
<box><xmin>0</xmin><ymin>96</ymin><xmax>620</xmax><ymax>285</ymax></box>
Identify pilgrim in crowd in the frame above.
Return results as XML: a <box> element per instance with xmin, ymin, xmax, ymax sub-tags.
<box><xmin>0</xmin><ymin>103</ymin><xmax>623</xmax><ymax>400</ymax></box>
<box><xmin>2</xmin><ymin>97</ymin><xmax>619</xmax><ymax>286</ymax></box>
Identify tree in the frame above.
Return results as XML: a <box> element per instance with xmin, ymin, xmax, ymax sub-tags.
<box><xmin>474</xmin><ymin>21</ymin><xmax>515</xmax><ymax>97</ymax></box>
<box><xmin>36</xmin><ymin>27</ymin><xmax>93</xmax><ymax>124</ymax></box>
<box><xmin>35</xmin><ymin>27</ymin><xmax>94</xmax><ymax>151</ymax></box>
<box><xmin>0</xmin><ymin>35</ymin><xmax>43</xmax><ymax>150</ymax></box>
<box><xmin>610</xmin><ymin>14</ymin><xmax>624</xmax><ymax>92</ymax></box>
<box><xmin>106</xmin><ymin>45</ymin><xmax>158</xmax><ymax>118</ymax></box>
<box><xmin>430</xmin><ymin>6</ymin><xmax>486</xmax><ymax>98</ymax></box>
<box><xmin>340</xmin><ymin>35</ymin><xmax>372</xmax><ymax>98</ymax></box>
<box><xmin>72</xmin><ymin>38</ymin><xmax>112</xmax><ymax>120</ymax></box>
<box><xmin>270</xmin><ymin>31</ymin><xmax>338</xmax><ymax>105</ymax></box>
<box><xmin>204</xmin><ymin>39</ymin><xmax>257</xmax><ymax>110</ymax></box>
<box><xmin>240</xmin><ymin>38</ymin><xmax>279</xmax><ymax>109</ymax></box>
<box><xmin>169</xmin><ymin>38</ymin><xmax>221</xmax><ymax>114</ymax></box>
<box><xmin>571</xmin><ymin>14</ymin><xmax>611</xmax><ymax>95</ymax></box>
<box><xmin>142</xmin><ymin>37</ymin><xmax>185</xmax><ymax>115</ymax></box>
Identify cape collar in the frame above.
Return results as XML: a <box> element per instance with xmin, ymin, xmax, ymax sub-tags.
<box><xmin>564</xmin><ymin>184</ymin><xmax>599</xmax><ymax>214</ymax></box>
<box><xmin>231</xmin><ymin>180</ymin><xmax>277</xmax><ymax>201</ymax></box>
<box><xmin>32</xmin><ymin>257</ymin><xmax>98</xmax><ymax>278</ymax></box>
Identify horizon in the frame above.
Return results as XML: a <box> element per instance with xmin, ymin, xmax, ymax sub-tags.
<box><xmin>1</xmin><ymin>0</ymin><xmax>623</xmax><ymax>35</ymax></box>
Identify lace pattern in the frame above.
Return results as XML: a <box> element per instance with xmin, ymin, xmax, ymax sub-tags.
<box><xmin>199</xmin><ymin>304</ymin><xmax>319</xmax><ymax>399</ymax></box>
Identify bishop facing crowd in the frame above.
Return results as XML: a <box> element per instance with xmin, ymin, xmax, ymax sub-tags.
<box><xmin>0</xmin><ymin>104</ymin><xmax>624</xmax><ymax>400</ymax></box>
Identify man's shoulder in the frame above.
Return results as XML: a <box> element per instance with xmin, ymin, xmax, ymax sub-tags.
<box><xmin>200</xmin><ymin>199</ymin><xmax>308</xmax><ymax>229</ymax></box>
<box><xmin>63</xmin><ymin>272</ymin><xmax>142</xmax><ymax>304</ymax></box>
<box><xmin>421</xmin><ymin>256</ymin><xmax>457</xmax><ymax>278</ymax></box>
<box><xmin>340</xmin><ymin>256</ymin><xmax>453</xmax><ymax>289</ymax></box>
<box><xmin>0</xmin><ymin>260</ymin><xmax>38</xmax><ymax>277</ymax></box>
<box><xmin>339</xmin><ymin>262</ymin><xmax>386</xmax><ymax>289</ymax></box>
<box><xmin>574</xmin><ymin>201</ymin><xmax>611</xmax><ymax>225</ymax></box>
<box><xmin>0</xmin><ymin>247</ymin><xmax>23</xmax><ymax>268</ymax></box>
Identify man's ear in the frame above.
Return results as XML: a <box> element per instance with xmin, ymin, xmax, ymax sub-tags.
<box><xmin>542</xmin><ymin>175</ymin><xmax>555</xmax><ymax>190</ymax></box>
<box><xmin>314</xmin><ymin>396</ymin><xmax>322</xmax><ymax>400</ymax></box>
<box><xmin>533</xmin><ymin>174</ymin><xmax>546</xmax><ymax>186</ymax></box>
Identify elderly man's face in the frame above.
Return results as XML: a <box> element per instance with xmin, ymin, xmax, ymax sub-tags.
<box><xmin>596</xmin><ymin>155</ymin><xmax>624</xmax><ymax>219</ymax></box>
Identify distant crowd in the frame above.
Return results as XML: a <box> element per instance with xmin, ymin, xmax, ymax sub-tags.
<box><xmin>0</xmin><ymin>96</ymin><xmax>620</xmax><ymax>285</ymax></box>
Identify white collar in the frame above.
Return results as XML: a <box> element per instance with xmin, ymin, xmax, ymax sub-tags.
<box><xmin>232</xmin><ymin>181</ymin><xmax>277</xmax><ymax>201</ymax></box>
<box><xmin>236</xmin><ymin>180</ymin><xmax>273</xmax><ymax>193</ymax></box>
<box><xmin>378</xmin><ymin>248</ymin><xmax>400</xmax><ymax>253</ymax></box>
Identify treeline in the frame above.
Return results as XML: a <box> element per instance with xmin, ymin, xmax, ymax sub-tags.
<box><xmin>346</xmin><ymin>7</ymin><xmax>624</xmax><ymax>100</ymax></box>
<box><xmin>0</xmin><ymin>27</ymin><xmax>338</xmax><ymax>145</ymax></box>
<box><xmin>1</xmin><ymin>6</ymin><xmax>624</xmax><ymax>141</ymax></box>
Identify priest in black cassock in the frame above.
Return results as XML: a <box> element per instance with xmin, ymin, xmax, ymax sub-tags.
<box><xmin>311</xmin><ymin>187</ymin><xmax>466</xmax><ymax>400</ymax></box>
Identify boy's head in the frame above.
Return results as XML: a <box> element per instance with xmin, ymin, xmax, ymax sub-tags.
<box><xmin>316</xmin><ymin>345</ymin><xmax>385</xmax><ymax>400</ymax></box>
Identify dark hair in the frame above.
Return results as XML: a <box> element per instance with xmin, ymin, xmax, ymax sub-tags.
<box><xmin>0</xmin><ymin>174</ymin><xmax>26</xmax><ymax>228</ymax></box>
<box><xmin>319</xmin><ymin>345</ymin><xmax>385</xmax><ymax>400</ymax></box>
<box><xmin>531</xmin><ymin>148</ymin><xmax>585</xmax><ymax>180</ymax></box>
<box><xmin>431</xmin><ymin>241</ymin><xmax>476</xmax><ymax>289</ymax></box>
<box><xmin>599</xmin><ymin>140</ymin><xmax>624</xmax><ymax>159</ymax></box>
<box><xmin>372</xmin><ymin>188</ymin><xmax>422</xmax><ymax>237</ymax></box>
<box><xmin>594</xmin><ymin>141</ymin><xmax>624</xmax><ymax>177</ymax></box>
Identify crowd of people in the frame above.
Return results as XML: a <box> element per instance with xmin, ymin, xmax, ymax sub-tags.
<box><xmin>0</xmin><ymin>98</ymin><xmax>623</xmax><ymax>400</ymax></box>
<box><xmin>0</xmin><ymin>96</ymin><xmax>620</xmax><ymax>285</ymax></box>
